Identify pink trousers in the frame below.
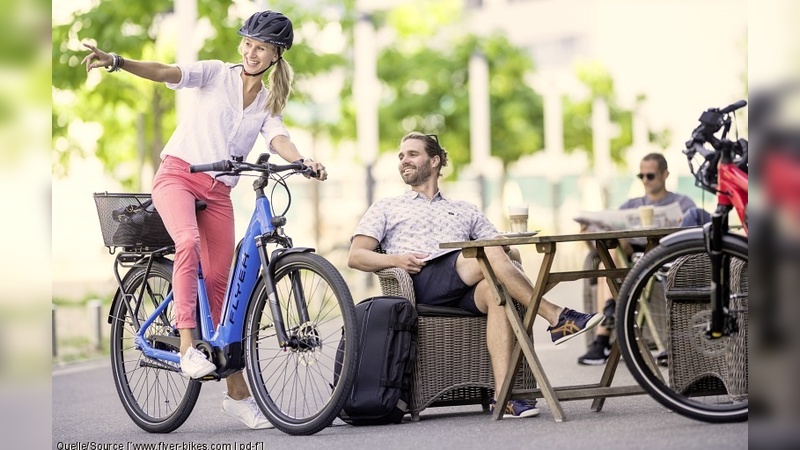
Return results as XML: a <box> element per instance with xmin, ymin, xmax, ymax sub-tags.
<box><xmin>151</xmin><ymin>156</ymin><xmax>234</xmax><ymax>329</ymax></box>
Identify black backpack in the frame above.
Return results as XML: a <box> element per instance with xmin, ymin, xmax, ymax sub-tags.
<box><xmin>338</xmin><ymin>296</ymin><xmax>418</xmax><ymax>425</ymax></box>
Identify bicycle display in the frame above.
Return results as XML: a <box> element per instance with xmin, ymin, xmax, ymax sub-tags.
<box><xmin>615</xmin><ymin>100</ymin><xmax>748</xmax><ymax>423</ymax></box>
<box><xmin>94</xmin><ymin>154</ymin><xmax>358</xmax><ymax>435</ymax></box>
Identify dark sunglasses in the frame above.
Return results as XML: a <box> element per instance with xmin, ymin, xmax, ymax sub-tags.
<box><xmin>637</xmin><ymin>173</ymin><xmax>657</xmax><ymax>181</ymax></box>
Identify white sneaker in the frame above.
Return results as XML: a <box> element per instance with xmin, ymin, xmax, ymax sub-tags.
<box><xmin>222</xmin><ymin>395</ymin><xmax>274</xmax><ymax>430</ymax></box>
<box><xmin>180</xmin><ymin>347</ymin><xmax>216</xmax><ymax>379</ymax></box>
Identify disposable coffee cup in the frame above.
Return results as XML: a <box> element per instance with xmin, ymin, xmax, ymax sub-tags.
<box><xmin>508</xmin><ymin>205</ymin><xmax>529</xmax><ymax>233</ymax></box>
<box><xmin>639</xmin><ymin>205</ymin><xmax>655</xmax><ymax>227</ymax></box>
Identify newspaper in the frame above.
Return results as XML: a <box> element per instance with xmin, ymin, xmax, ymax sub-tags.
<box><xmin>573</xmin><ymin>202</ymin><xmax>684</xmax><ymax>230</ymax></box>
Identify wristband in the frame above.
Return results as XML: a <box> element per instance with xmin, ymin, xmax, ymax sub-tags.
<box><xmin>106</xmin><ymin>53</ymin><xmax>122</xmax><ymax>72</ymax></box>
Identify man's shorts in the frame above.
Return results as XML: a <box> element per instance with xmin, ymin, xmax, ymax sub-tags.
<box><xmin>409</xmin><ymin>251</ymin><xmax>483</xmax><ymax>316</ymax></box>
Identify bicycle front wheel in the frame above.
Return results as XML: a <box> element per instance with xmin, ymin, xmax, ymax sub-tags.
<box><xmin>616</xmin><ymin>237</ymin><xmax>748</xmax><ymax>423</ymax></box>
<box><xmin>244</xmin><ymin>252</ymin><xmax>357</xmax><ymax>435</ymax></box>
<box><xmin>110</xmin><ymin>259</ymin><xmax>201</xmax><ymax>433</ymax></box>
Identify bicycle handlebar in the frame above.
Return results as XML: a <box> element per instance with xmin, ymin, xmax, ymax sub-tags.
<box><xmin>189</xmin><ymin>160</ymin><xmax>232</xmax><ymax>173</ymax></box>
<box><xmin>683</xmin><ymin>99</ymin><xmax>748</xmax><ymax>193</ymax></box>
<box><xmin>719</xmin><ymin>99</ymin><xmax>747</xmax><ymax>115</ymax></box>
<box><xmin>684</xmin><ymin>99</ymin><xmax>747</xmax><ymax>157</ymax></box>
<box><xmin>189</xmin><ymin>158</ymin><xmax>318</xmax><ymax>178</ymax></box>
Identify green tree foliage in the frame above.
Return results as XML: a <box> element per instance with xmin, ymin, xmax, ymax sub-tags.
<box><xmin>52</xmin><ymin>0</ymin><xmax>353</xmax><ymax>188</ymax></box>
<box><xmin>563</xmin><ymin>60</ymin><xmax>633</xmax><ymax>168</ymax></box>
<box><xmin>53</xmin><ymin>0</ymin><xmax>649</xmax><ymax>187</ymax></box>
<box><xmin>373</xmin><ymin>33</ymin><xmax>543</xmax><ymax>174</ymax></box>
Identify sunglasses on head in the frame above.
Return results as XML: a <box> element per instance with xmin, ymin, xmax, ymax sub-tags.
<box><xmin>637</xmin><ymin>173</ymin><xmax>657</xmax><ymax>181</ymax></box>
<box><xmin>426</xmin><ymin>133</ymin><xmax>444</xmax><ymax>152</ymax></box>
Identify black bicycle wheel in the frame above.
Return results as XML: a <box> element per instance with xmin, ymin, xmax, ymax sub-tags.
<box><xmin>244</xmin><ymin>252</ymin><xmax>357</xmax><ymax>435</ymax></box>
<box><xmin>109</xmin><ymin>259</ymin><xmax>201</xmax><ymax>433</ymax></box>
<box><xmin>616</xmin><ymin>237</ymin><xmax>748</xmax><ymax>423</ymax></box>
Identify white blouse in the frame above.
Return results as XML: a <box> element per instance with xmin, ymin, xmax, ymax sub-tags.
<box><xmin>161</xmin><ymin>60</ymin><xmax>290</xmax><ymax>187</ymax></box>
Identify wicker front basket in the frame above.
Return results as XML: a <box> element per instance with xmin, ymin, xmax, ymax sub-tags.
<box><xmin>93</xmin><ymin>192</ymin><xmax>174</xmax><ymax>250</ymax></box>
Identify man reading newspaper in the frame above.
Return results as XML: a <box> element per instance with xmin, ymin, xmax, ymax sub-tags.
<box><xmin>574</xmin><ymin>153</ymin><xmax>706</xmax><ymax>366</ymax></box>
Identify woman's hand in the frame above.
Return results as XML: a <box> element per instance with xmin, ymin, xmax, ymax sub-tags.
<box><xmin>302</xmin><ymin>158</ymin><xmax>328</xmax><ymax>181</ymax></box>
<box><xmin>270</xmin><ymin>136</ymin><xmax>328</xmax><ymax>181</ymax></box>
<box><xmin>81</xmin><ymin>43</ymin><xmax>113</xmax><ymax>72</ymax></box>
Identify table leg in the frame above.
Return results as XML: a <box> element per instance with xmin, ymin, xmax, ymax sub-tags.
<box><xmin>477</xmin><ymin>243</ymin><xmax>566</xmax><ymax>422</ymax></box>
<box><xmin>591</xmin><ymin>239</ymin><xmax>623</xmax><ymax>412</ymax></box>
<box><xmin>501</xmin><ymin>305</ymin><xmax>565</xmax><ymax>422</ymax></box>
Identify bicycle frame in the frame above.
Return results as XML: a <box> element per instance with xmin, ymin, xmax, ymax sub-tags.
<box><xmin>702</xmin><ymin>144</ymin><xmax>748</xmax><ymax>339</ymax></box>
<box><xmin>126</xmin><ymin>172</ymin><xmax>314</xmax><ymax>376</ymax></box>
<box><xmin>716</xmin><ymin>151</ymin><xmax>749</xmax><ymax>234</ymax></box>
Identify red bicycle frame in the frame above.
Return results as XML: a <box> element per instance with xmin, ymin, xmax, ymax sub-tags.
<box><xmin>718</xmin><ymin>159</ymin><xmax>748</xmax><ymax>235</ymax></box>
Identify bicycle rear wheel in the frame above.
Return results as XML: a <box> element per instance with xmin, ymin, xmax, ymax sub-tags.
<box><xmin>616</xmin><ymin>238</ymin><xmax>748</xmax><ymax>423</ymax></box>
<box><xmin>244</xmin><ymin>252</ymin><xmax>357</xmax><ymax>435</ymax></box>
<box><xmin>109</xmin><ymin>259</ymin><xmax>201</xmax><ymax>433</ymax></box>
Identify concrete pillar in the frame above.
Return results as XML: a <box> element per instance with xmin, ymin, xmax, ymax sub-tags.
<box><xmin>355</xmin><ymin>7</ymin><xmax>380</xmax><ymax>289</ymax></box>
<box><xmin>469</xmin><ymin>52</ymin><xmax>491</xmax><ymax>168</ymax></box>
<box><xmin>354</xmin><ymin>12</ymin><xmax>379</xmax><ymax>209</ymax></box>
<box><xmin>592</xmin><ymin>97</ymin><xmax>612</xmax><ymax>208</ymax></box>
<box><xmin>174</xmin><ymin>0</ymin><xmax>197</xmax><ymax>122</ymax></box>
<box><xmin>89</xmin><ymin>299</ymin><xmax>103</xmax><ymax>351</ymax></box>
<box><xmin>469</xmin><ymin>52</ymin><xmax>492</xmax><ymax>211</ymax></box>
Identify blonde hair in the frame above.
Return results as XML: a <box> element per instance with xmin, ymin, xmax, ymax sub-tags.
<box><xmin>238</xmin><ymin>39</ymin><xmax>294</xmax><ymax>116</ymax></box>
<box><xmin>266</xmin><ymin>49</ymin><xmax>294</xmax><ymax>116</ymax></box>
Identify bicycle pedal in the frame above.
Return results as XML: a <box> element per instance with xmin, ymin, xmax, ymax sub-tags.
<box><xmin>198</xmin><ymin>372</ymin><xmax>221</xmax><ymax>382</ymax></box>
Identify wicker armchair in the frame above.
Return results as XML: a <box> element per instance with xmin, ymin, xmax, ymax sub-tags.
<box><xmin>374</xmin><ymin>266</ymin><xmax>536</xmax><ymax>421</ymax></box>
<box><xmin>664</xmin><ymin>254</ymin><xmax>748</xmax><ymax>400</ymax></box>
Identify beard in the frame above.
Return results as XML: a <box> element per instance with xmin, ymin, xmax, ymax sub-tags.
<box><xmin>400</xmin><ymin>163</ymin><xmax>433</xmax><ymax>186</ymax></box>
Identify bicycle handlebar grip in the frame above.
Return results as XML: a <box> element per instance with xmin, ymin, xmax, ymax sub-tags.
<box><xmin>189</xmin><ymin>161</ymin><xmax>231</xmax><ymax>173</ymax></box>
<box><xmin>280</xmin><ymin>162</ymin><xmax>318</xmax><ymax>178</ymax></box>
<box><xmin>720</xmin><ymin>99</ymin><xmax>747</xmax><ymax>114</ymax></box>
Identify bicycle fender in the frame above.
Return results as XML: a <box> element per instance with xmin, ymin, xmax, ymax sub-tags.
<box><xmin>107</xmin><ymin>257</ymin><xmax>174</xmax><ymax>324</ymax></box>
<box><xmin>659</xmin><ymin>227</ymin><xmax>748</xmax><ymax>251</ymax></box>
<box><xmin>267</xmin><ymin>247</ymin><xmax>315</xmax><ymax>274</ymax></box>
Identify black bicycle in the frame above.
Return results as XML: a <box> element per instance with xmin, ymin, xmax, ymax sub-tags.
<box><xmin>615</xmin><ymin>100</ymin><xmax>748</xmax><ymax>423</ymax></box>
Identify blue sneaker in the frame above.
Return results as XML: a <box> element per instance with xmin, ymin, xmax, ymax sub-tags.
<box><xmin>548</xmin><ymin>308</ymin><xmax>603</xmax><ymax>345</ymax></box>
<box><xmin>490</xmin><ymin>399</ymin><xmax>540</xmax><ymax>418</ymax></box>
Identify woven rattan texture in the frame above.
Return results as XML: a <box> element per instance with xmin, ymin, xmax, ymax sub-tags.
<box><xmin>664</xmin><ymin>253</ymin><xmax>748</xmax><ymax>399</ymax></box>
<box><xmin>375</xmin><ymin>266</ymin><xmax>535</xmax><ymax>418</ymax></box>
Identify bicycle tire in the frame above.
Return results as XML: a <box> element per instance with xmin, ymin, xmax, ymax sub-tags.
<box><xmin>109</xmin><ymin>259</ymin><xmax>202</xmax><ymax>433</ymax></box>
<box><xmin>616</xmin><ymin>237</ymin><xmax>748</xmax><ymax>423</ymax></box>
<box><xmin>244</xmin><ymin>252</ymin><xmax>357</xmax><ymax>435</ymax></box>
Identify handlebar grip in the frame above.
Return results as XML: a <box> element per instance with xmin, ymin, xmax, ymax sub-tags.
<box><xmin>720</xmin><ymin>99</ymin><xmax>747</xmax><ymax>114</ymax></box>
<box><xmin>189</xmin><ymin>160</ymin><xmax>231</xmax><ymax>173</ymax></box>
<box><xmin>285</xmin><ymin>161</ymin><xmax>319</xmax><ymax>178</ymax></box>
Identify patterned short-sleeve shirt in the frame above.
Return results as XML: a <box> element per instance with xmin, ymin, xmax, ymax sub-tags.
<box><xmin>353</xmin><ymin>190</ymin><xmax>499</xmax><ymax>260</ymax></box>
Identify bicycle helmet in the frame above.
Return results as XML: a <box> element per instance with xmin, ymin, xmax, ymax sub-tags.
<box><xmin>238</xmin><ymin>11</ymin><xmax>294</xmax><ymax>50</ymax></box>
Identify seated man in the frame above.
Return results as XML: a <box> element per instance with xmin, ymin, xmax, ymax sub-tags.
<box><xmin>578</xmin><ymin>152</ymin><xmax>705</xmax><ymax>365</ymax></box>
<box><xmin>348</xmin><ymin>132</ymin><xmax>603</xmax><ymax>419</ymax></box>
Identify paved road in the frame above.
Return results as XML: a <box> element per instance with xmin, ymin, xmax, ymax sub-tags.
<box><xmin>53</xmin><ymin>348</ymin><xmax>747</xmax><ymax>450</ymax></box>
<box><xmin>52</xmin><ymin>281</ymin><xmax>747</xmax><ymax>450</ymax></box>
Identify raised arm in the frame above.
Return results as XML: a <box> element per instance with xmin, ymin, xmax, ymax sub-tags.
<box><xmin>81</xmin><ymin>43</ymin><xmax>181</xmax><ymax>84</ymax></box>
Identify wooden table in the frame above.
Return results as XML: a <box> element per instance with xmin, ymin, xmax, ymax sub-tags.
<box><xmin>440</xmin><ymin>227</ymin><xmax>682</xmax><ymax>422</ymax></box>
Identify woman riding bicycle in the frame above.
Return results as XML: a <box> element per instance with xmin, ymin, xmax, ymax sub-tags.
<box><xmin>81</xmin><ymin>10</ymin><xmax>328</xmax><ymax>429</ymax></box>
